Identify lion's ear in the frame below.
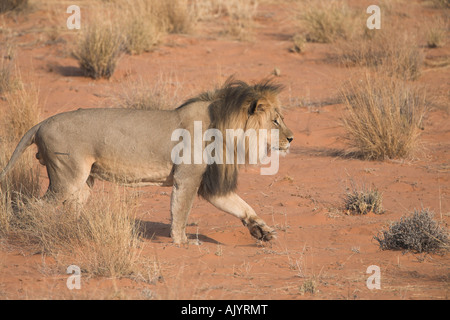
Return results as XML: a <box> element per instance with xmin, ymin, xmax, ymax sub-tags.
<box><xmin>248</xmin><ymin>100</ymin><xmax>265</xmax><ymax>115</ymax></box>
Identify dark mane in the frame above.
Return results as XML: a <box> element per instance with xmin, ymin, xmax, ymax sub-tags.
<box><xmin>177</xmin><ymin>77</ymin><xmax>283</xmax><ymax>113</ymax></box>
<box><xmin>178</xmin><ymin>77</ymin><xmax>283</xmax><ymax>198</ymax></box>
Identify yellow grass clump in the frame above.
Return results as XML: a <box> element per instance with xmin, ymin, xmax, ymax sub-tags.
<box><xmin>0</xmin><ymin>79</ymin><xmax>41</xmax><ymax>224</ymax></box>
<box><xmin>300</xmin><ymin>0</ymin><xmax>357</xmax><ymax>43</ymax></box>
<box><xmin>340</xmin><ymin>75</ymin><xmax>427</xmax><ymax>161</ymax></box>
<box><xmin>339</xmin><ymin>30</ymin><xmax>424</xmax><ymax>81</ymax></box>
<box><xmin>72</xmin><ymin>21</ymin><xmax>123</xmax><ymax>79</ymax></box>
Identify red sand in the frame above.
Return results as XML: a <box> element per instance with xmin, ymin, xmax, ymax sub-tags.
<box><xmin>0</xmin><ymin>1</ymin><xmax>448</xmax><ymax>300</ymax></box>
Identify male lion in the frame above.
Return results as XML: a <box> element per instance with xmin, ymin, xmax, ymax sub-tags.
<box><xmin>0</xmin><ymin>78</ymin><xmax>293</xmax><ymax>244</ymax></box>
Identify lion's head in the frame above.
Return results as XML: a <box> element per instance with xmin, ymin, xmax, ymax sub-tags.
<box><xmin>179</xmin><ymin>77</ymin><xmax>293</xmax><ymax>198</ymax></box>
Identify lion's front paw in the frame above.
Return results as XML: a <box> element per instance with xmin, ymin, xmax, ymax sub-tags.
<box><xmin>243</xmin><ymin>218</ymin><xmax>276</xmax><ymax>242</ymax></box>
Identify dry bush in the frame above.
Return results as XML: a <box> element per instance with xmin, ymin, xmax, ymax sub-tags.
<box><xmin>290</xmin><ymin>34</ymin><xmax>306</xmax><ymax>53</ymax></box>
<box><xmin>72</xmin><ymin>0</ymin><xmax>198</xmax><ymax>70</ymax></box>
<box><xmin>374</xmin><ymin>209</ymin><xmax>449</xmax><ymax>253</ymax></box>
<box><xmin>0</xmin><ymin>79</ymin><xmax>41</xmax><ymax>236</ymax></box>
<box><xmin>429</xmin><ymin>0</ymin><xmax>450</xmax><ymax>8</ymax></box>
<box><xmin>119</xmin><ymin>0</ymin><xmax>197</xmax><ymax>47</ymax></box>
<box><xmin>0</xmin><ymin>78</ymin><xmax>40</xmax><ymax>153</ymax></box>
<box><xmin>121</xmin><ymin>1</ymin><xmax>164</xmax><ymax>55</ymax></box>
<box><xmin>72</xmin><ymin>0</ymin><xmax>258</xmax><ymax>70</ymax></box>
<box><xmin>190</xmin><ymin>0</ymin><xmax>258</xmax><ymax>40</ymax></box>
<box><xmin>124</xmin><ymin>19</ymin><xmax>158</xmax><ymax>55</ymax></box>
<box><xmin>4</xmin><ymin>188</ymin><xmax>148</xmax><ymax>278</ymax></box>
<box><xmin>425</xmin><ymin>17</ymin><xmax>448</xmax><ymax>48</ymax></box>
<box><xmin>3</xmin><ymin>81</ymin><xmax>40</xmax><ymax>141</ymax></box>
<box><xmin>223</xmin><ymin>0</ymin><xmax>258</xmax><ymax>41</ymax></box>
<box><xmin>300</xmin><ymin>277</ymin><xmax>317</xmax><ymax>295</ymax></box>
<box><xmin>0</xmin><ymin>62</ymin><xmax>13</xmax><ymax>95</ymax></box>
<box><xmin>343</xmin><ymin>182</ymin><xmax>384</xmax><ymax>215</ymax></box>
<box><xmin>340</xmin><ymin>75</ymin><xmax>427</xmax><ymax>161</ymax></box>
<box><xmin>299</xmin><ymin>0</ymin><xmax>358</xmax><ymax>43</ymax></box>
<box><xmin>190</xmin><ymin>0</ymin><xmax>226</xmax><ymax>20</ymax></box>
<box><xmin>1</xmin><ymin>148</ymin><xmax>153</xmax><ymax>279</ymax></box>
<box><xmin>0</xmin><ymin>43</ymin><xmax>16</xmax><ymax>94</ymax></box>
<box><xmin>339</xmin><ymin>30</ymin><xmax>424</xmax><ymax>81</ymax></box>
<box><xmin>0</xmin><ymin>159</ymin><xmax>40</xmax><ymax>236</ymax></box>
<box><xmin>72</xmin><ymin>22</ymin><xmax>123</xmax><ymax>79</ymax></box>
<box><xmin>115</xmin><ymin>75</ymin><xmax>181</xmax><ymax>110</ymax></box>
<box><xmin>160</xmin><ymin>0</ymin><xmax>195</xmax><ymax>34</ymax></box>
<box><xmin>0</xmin><ymin>0</ymin><xmax>28</xmax><ymax>13</ymax></box>
<box><xmin>331</xmin><ymin>4</ymin><xmax>424</xmax><ymax>81</ymax></box>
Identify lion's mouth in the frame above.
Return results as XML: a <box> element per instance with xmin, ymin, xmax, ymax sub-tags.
<box><xmin>270</xmin><ymin>145</ymin><xmax>290</xmax><ymax>154</ymax></box>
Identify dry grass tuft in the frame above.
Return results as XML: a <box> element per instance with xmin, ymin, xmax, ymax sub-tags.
<box><xmin>300</xmin><ymin>0</ymin><xmax>357</xmax><ymax>43</ymax></box>
<box><xmin>0</xmin><ymin>43</ymin><xmax>17</xmax><ymax>94</ymax></box>
<box><xmin>343</xmin><ymin>182</ymin><xmax>384</xmax><ymax>215</ymax></box>
<box><xmin>339</xmin><ymin>31</ymin><xmax>424</xmax><ymax>81</ymax></box>
<box><xmin>72</xmin><ymin>0</ymin><xmax>201</xmax><ymax>77</ymax></box>
<box><xmin>300</xmin><ymin>277</ymin><xmax>317</xmax><ymax>295</ymax></box>
<box><xmin>0</xmin><ymin>63</ymin><xmax>13</xmax><ymax>95</ymax></box>
<box><xmin>189</xmin><ymin>0</ymin><xmax>259</xmax><ymax>40</ymax></box>
<box><xmin>121</xmin><ymin>1</ymin><xmax>164</xmax><ymax>55</ymax></box>
<box><xmin>374</xmin><ymin>209</ymin><xmax>449</xmax><ymax>253</ymax></box>
<box><xmin>3</xmin><ymin>81</ymin><xmax>40</xmax><ymax>141</ymax></box>
<box><xmin>0</xmin><ymin>0</ymin><xmax>28</xmax><ymax>13</ymax></box>
<box><xmin>425</xmin><ymin>18</ymin><xmax>448</xmax><ymax>48</ymax></box>
<box><xmin>3</xmin><ymin>188</ymin><xmax>147</xmax><ymax>278</ymax></box>
<box><xmin>72</xmin><ymin>22</ymin><xmax>123</xmax><ymax>79</ymax></box>
<box><xmin>223</xmin><ymin>0</ymin><xmax>258</xmax><ymax>41</ymax></box>
<box><xmin>0</xmin><ymin>78</ymin><xmax>41</xmax><ymax>236</ymax></box>
<box><xmin>2</xmin><ymin>160</ymin><xmax>150</xmax><ymax>279</ymax></box>
<box><xmin>340</xmin><ymin>75</ymin><xmax>427</xmax><ymax>161</ymax></box>
<box><xmin>161</xmin><ymin>0</ymin><xmax>195</xmax><ymax>34</ymax></box>
<box><xmin>71</xmin><ymin>0</ymin><xmax>259</xmax><ymax>78</ymax></box>
<box><xmin>290</xmin><ymin>34</ymin><xmax>306</xmax><ymax>53</ymax></box>
<box><xmin>115</xmin><ymin>75</ymin><xmax>181</xmax><ymax>110</ymax></box>
<box><xmin>429</xmin><ymin>0</ymin><xmax>450</xmax><ymax>9</ymax></box>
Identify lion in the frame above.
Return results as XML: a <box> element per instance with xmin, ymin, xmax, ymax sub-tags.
<box><xmin>0</xmin><ymin>78</ymin><xmax>293</xmax><ymax>244</ymax></box>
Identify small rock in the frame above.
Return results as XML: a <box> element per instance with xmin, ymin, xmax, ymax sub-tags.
<box><xmin>273</xmin><ymin>67</ymin><xmax>281</xmax><ymax>77</ymax></box>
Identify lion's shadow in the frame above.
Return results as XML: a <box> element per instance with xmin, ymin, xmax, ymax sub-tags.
<box><xmin>136</xmin><ymin>220</ymin><xmax>222</xmax><ymax>245</ymax></box>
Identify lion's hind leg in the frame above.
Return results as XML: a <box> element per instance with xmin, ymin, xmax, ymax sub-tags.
<box><xmin>43</xmin><ymin>157</ymin><xmax>94</xmax><ymax>210</ymax></box>
<box><xmin>206</xmin><ymin>192</ymin><xmax>276</xmax><ymax>242</ymax></box>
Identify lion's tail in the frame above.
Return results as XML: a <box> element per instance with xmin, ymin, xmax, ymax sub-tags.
<box><xmin>0</xmin><ymin>123</ymin><xmax>41</xmax><ymax>182</ymax></box>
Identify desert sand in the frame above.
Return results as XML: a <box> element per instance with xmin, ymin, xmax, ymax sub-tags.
<box><xmin>0</xmin><ymin>0</ymin><xmax>448</xmax><ymax>300</ymax></box>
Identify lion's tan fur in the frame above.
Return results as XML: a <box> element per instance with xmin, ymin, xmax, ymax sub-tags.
<box><xmin>0</xmin><ymin>78</ymin><xmax>293</xmax><ymax>244</ymax></box>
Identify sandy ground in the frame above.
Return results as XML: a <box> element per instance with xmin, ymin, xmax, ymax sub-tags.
<box><xmin>0</xmin><ymin>1</ymin><xmax>449</xmax><ymax>300</ymax></box>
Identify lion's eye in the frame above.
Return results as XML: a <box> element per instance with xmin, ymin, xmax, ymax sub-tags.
<box><xmin>273</xmin><ymin>119</ymin><xmax>279</xmax><ymax>126</ymax></box>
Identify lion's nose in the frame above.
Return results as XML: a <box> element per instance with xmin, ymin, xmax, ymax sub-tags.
<box><xmin>287</xmin><ymin>137</ymin><xmax>293</xmax><ymax>143</ymax></box>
